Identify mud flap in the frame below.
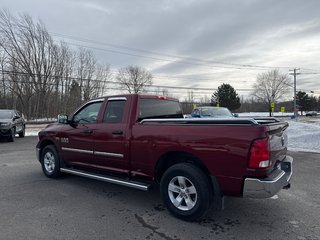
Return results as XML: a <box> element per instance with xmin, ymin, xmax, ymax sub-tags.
<box><xmin>211</xmin><ymin>176</ymin><xmax>225</xmax><ymax>210</ymax></box>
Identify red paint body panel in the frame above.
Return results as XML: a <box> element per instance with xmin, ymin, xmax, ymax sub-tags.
<box><xmin>37</xmin><ymin>94</ymin><xmax>288</xmax><ymax>197</ymax></box>
<box><xmin>131</xmin><ymin>123</ymin><xmax>267</xmax><ymax>195</ymax></box>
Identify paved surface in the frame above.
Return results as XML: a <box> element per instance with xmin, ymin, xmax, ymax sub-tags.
<box><xmin>0</xmin><ymin>137</ymin><xmax>319</xmax><ymax>240</ymax></box>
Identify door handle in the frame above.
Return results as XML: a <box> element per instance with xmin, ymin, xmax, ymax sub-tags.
<box><xmin>112</xmin><ymin>130</ymin><xmax>123</xmax><ymax>135</ymax></box>
<box><xmin>82</xmin><ymin>129</ymin><xmax>93</xmax><ymax>134</ymax></box>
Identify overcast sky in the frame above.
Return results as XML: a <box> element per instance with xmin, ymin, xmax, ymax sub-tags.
<box><xmin>1</xmin><ymin>0</ymin><xmax>320</xmax><ymax>100</ymax></box>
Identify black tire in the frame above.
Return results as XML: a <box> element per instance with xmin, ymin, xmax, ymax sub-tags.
<box><xmin>8</xmin><ymin>128</ymin><xmax>15</xmax><ymax>142</ymax></box>
<box><xmin>160</xmin><ymin>163</ymin><xmax>213</xmax><ymax>221</ymax></box>
<box><xmin>40</xmin><ymin>145</ymin><xmax>61</xmax><ymax>178</ymax></box>
<box><xmin>19</xmin><ymin>125</ymin><xmax>25</xmax><ymax>138</ymax></box>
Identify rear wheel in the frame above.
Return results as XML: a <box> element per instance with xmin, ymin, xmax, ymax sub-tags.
<box><xmin>19</xmin><ymin>125</ymin><xmax>25</xmax><ymax>138</ymax></box>
<box><xmin>160</xmin><ymin>163</ymin><xmax>213</xmax><ymax>221</ymax></box>
<box><xmin>40</xmin><ymin>145</ymin><xmax>61</xmax><ymax>178</ymax></box>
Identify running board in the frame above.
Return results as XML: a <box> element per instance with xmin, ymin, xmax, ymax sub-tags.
<box><xmin>60</xmin><ymin>168</ymin><xmax>151</xmax><ymax>191</ymax></box>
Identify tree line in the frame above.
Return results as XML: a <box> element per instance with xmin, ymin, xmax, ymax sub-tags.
<box><xmin>182</xmin><ymin>70</ymin><xmax>319</xmax><ymax>115</ymax></box>
<box><xmin>296</xmin><ymin>91</ymin><xmax>320</xmax><ymax>114</ymax></box>
<box><xmin>0</xmin><ymin>10</ymin><xmax>152</xmax><ymax>119</ymax></box>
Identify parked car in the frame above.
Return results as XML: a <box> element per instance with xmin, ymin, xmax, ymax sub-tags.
<box><xmin>0</xmin><ymin>109</ymin><xmax>26</xmax><ymax>142</ymax></box>
<box><xmin>191</xmin><ymin>106</ymin><xmax>237</xmax><ymax>118</ymax></box>
<box><xmin>306</xmin><ymin>111</ymin><xmax>317</xmax><ymax>117</ymax></box>
<box><xmin>36</xmin><ymin>94</ymin><xmax>292</xmax><ymax>221</ymax></box>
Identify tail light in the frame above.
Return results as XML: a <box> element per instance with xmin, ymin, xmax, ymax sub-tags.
<box><xmin>157</xmin><ymin>96</ymin><xmax>167</xmax><ymax>100</ymax></box>
<box><xmin>248</xmin><ymin>138</ymin><xmax>270</xmax><ymax>169</ymax></box>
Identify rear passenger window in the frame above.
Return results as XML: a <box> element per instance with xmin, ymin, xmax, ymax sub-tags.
<box><xmin>103</xmin><ymin>100</ymin><xmax>126</xmax><ymax>123</ymax></box>
<box><xmin>139</xmin><ymin>99</ymin><xmax>183</xmax><ymax>120</ymax></box>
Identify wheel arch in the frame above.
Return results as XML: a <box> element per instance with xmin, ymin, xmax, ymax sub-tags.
<box><xmin>154</xmin><ymin>151</ymin><xmax>211</xmax><ymax>184</ymax></box>
<box><xmin>37</xmin><ymin>140</ymin><xmax>58</xmax><ymax>162</ymax></box>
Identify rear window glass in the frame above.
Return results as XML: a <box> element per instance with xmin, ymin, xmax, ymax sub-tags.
<box><xmin>103</xmin><ymin>100</ymin><xmax>126</xmax><ymax>123</ymax></box>
<box><xmin>201</xmin><ymin>107</ymin><xmax>232</xmax><ymax>117</ymax></box>
<box><xmin>139</xmin><ymin>99</ymin><xmax>183</xmax><ymax>120</ymax></box>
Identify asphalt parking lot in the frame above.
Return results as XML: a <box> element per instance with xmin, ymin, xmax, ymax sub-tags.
<box><xmin>0</xmin><ymin>137</ymin><xmax>319</xmax><ymax>240</ymax></box>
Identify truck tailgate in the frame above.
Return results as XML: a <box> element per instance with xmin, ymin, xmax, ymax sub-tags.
<box><xmin>267</xmin><ymin>121</ymin><xmax>289</xmax><ymax>168</ymax></box>
<box><xmin>244</xmin><ymin>118</ymin><xmax>292</xmax><ymax>198</ymax></box>
<box><xmin>253</xmin><ymin>118</ymin><xmax>288</xmax><ymax>168</ymax></box>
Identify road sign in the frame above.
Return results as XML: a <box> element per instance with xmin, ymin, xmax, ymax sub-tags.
<box><xmin>271</xmin><ymin>102</ymin><xmax>275</xmax><ymax>108</ymax></box>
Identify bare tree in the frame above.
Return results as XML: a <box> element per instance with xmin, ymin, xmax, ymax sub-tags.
<box><xmin>252</xmin><ymin>69</ymin><xmax>290</xmax><ymax>116</ymax></box>
<box><xmin>0</xmin><ymin>49</ymin><xmax>9</xmax><ymax>108</ymax></box>
<box><xmin>75</xmin><ymin>48</ymin><xmax>110</xmax><ymax>102</ymax></box>
<box><xmin>50</xmin><ymin>42</ymin><xmax>72</xmax><ymax>116</ymax></box>
<box><xmin>61</xmin><ymin>45</ymin><xmax>76</xmax><ymax>114</ymax></box>
<box><xmin>0</xmin><ymin>10</ymin><xmax>57</xmax><ymax>118</ymax></box>
<box><xmin>92</xmin><ymin>63</ymin><xmax>110</xmax><ymax>97</ymax></box>
<box><xmin>185</xmin><ymin>90</ymin><xmax>194</xmax><ymax>103</ymax></box>
<box><xmin>0</xmin><ymin>10</ymin><xmax>111</xmax><ymax>119</ymax></box>
<box><xmin>116</xmin><ymin>66</ymin><xmax>152</xmax><ymax>94</ymax></box>
<box><xmin>76</xmin><ymin>48</ymin><xmax>95</xmax><ymax>102</ymax></box>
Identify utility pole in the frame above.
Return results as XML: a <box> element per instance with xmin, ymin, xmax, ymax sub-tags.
<box><xmin>289</xmin><ymin>68</ymin><xmax>300</xmax><ymax>121</ymax></box>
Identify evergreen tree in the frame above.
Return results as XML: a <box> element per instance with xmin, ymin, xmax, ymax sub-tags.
<box><xmin>211</xmin><ymin>83</ymin><xmax>241</xmax><ymax>111</ymax></box>
<box><xmin>296</xmin><ymin>91</ymin><xmax>310</xmax><ymax>115</ymax></box>
<box><xmin>310</xmin><ymin>96</ymin><xmax>318</xmax><ymax>111</ymax></box>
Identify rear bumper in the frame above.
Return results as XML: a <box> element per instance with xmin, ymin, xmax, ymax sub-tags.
<box><xmin>243</xmin><ymin>156</ymin><xmax>293</xmax><ymax>198</ymax></box>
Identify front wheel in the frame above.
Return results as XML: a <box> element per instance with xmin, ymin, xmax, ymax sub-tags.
<box><xmin>8</xmin><ymin>128</ymin><xmax>15</xmax><ymax>142</ymax></box>
<box><xmin>160</xmin><ymin>163</ymin><xmax>213</xmax><ymax>221</ymax></box>
<box><xmin>40</xmin><ymin>145</ymin><xmax>61</xmax><ymax>178</ymax></box>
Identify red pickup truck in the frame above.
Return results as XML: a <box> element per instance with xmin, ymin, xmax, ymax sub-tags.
<box><xmin>36</xmin><ymin>94</ymin><xmax>293</xmax><ymax>221</ymax></box>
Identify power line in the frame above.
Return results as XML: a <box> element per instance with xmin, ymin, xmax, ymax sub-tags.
<box><xmin>39</xmin><ymin>64</ymin><xmax>256</xmax><ymax>83</ymax></box>
<box><xmin>54</xmin><ymin>40</ymin><xmax>261</xmax><ymax>71</ymax></box>
<box><xmin>299</xmin><ymin>68</ymin><xmax>320</xmax><ymax>72</ymax></box>
<box><xmin>2</xmin><ymin>24</ymin><xmax>299</xmax><ymax>70</ymax></box>
<box><xmin>299</xmin><ymin>72</ymin><xmax>320</xmax><ymax>75</ymax></box>
<box><xmin>48</xmin><ymin>65</ymin><xmax>253</xmax><ymax>82</ymax></box>
<box><xmin>52</xmin><ymin>33</ymin><xmax>292</xmax><ymax>71</ymax></box>
<box><xmin>0</xmin><ymin>69</ymin><xmax>255</xmax><ymax>92</ymax></box>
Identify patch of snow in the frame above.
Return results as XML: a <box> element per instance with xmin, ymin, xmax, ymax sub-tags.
<box><xmin>25</xmin><ymin>124</ymin><xmax>48</xmax><ymax>137</ymax></box>
<box><xmin>27</xmin><ymin>118</ymin><xmax>56</xmax><ymax>122</ymax></box>
<box><xmin>286</xmin><ymin>120</ymin><xmax>320</xmax><ymax>153</ymax></box>
<box><xmin>238</xmin><ymin>112</ymin><xmax>293</xmax><ymax>117</ymax></box>
<box><xmin>25</xmin><ymin>130</ymin><xmax>41</xmax><ymax>137</ymax></box>
<box><xmin>270</xmin><ymin>195</ymin><xmax>279</xmax><ymax>199</ymax></box>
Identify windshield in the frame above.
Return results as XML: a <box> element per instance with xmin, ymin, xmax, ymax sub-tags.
<box><xmin>0</xmin><ymin>110</ymin><xmax>13</xmax><ymax>119</ymax></box>
<box><xmin>200</xmin><ymin>107</ymin><xmax>233</xmax><ymax>117</ymax></box>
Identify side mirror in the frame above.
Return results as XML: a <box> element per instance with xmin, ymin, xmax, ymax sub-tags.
<box><xmin>13</xmin><ymin>116</ymin><xmax>20</xmax><ymax>120</ymax></box>
<box><xmin>233</xmin><ymin>113</ymin><xmax>239</xmax><ymax>117</ymax></box>
<box><xmin>58</xmin><ymin>114</ymin><xmax>69</xmax><ymax>124</ymax></box>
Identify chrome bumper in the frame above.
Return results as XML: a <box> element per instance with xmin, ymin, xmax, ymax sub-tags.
<box><xmin>243</xmin><ymin>156</ymin><xmax>293</xmax><ymax>198</ymax></box>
